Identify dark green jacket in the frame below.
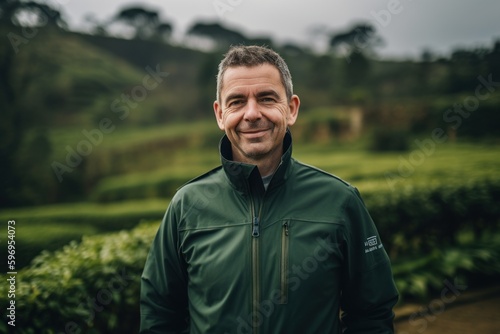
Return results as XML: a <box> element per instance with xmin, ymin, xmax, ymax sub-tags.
<box><xmin>140</xmin><ymin>132</ymin><xmax>399</xmax><ymax>334</ymax></box>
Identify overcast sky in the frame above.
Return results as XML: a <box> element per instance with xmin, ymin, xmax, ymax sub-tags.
<box><xmin>59</xmin><ymin>0</ymin><xmax>500</xmax><ymax>59</ymax></box>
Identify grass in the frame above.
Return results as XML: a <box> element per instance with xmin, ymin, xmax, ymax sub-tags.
<box><xmin>48</xmin><ymin>136</ymin><xmax>500</xmax><ymax>201</ymax></box>
<box><xmin>0</xmin><ymin>199</ymin><xmax>168</xmax><ymax>229</ymax></box>
<box><xmin>0</xmin><ymin>199</ymin><xmax>167</xmax><ymax>268</ymax></box>
<box><xmin>294</xmin><ymin>140</ymin><xmax>500</xmax><ymax>193</ymax></box>
<box><xmin>48</xmin><ymin>119</ymin><xmax>220</xmax><ymax>160</ymax></box>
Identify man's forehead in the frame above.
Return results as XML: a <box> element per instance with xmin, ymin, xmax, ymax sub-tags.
<box><xmin>221</xmin><ymin>64</ymin><xmax>283</xmax><ymax>95</ymax></box>
<box><xmin>224</xmin><ymin>64</ymin><xmax>280</xmax><ymax>79</ymax></box>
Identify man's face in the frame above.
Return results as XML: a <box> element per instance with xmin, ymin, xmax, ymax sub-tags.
<box><xmin>214</xmin><ymin>64</ymin><xmax>299</xmax><ymax>166</ymax></box>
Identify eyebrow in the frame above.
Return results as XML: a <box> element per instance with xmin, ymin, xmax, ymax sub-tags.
<box><xmin>224</xmin><ymin>90</ymin><xmax>281</xmax><ymax>106</ymax></box>
<box><xmin>256</xmin><ymin>90</ymin><xmax>280</xmax><ymax>100</ymax></box>
<box><xmin>224</xmin><ymin>93</ymin><xmax>246</xmax><ymax>106</ymax></box>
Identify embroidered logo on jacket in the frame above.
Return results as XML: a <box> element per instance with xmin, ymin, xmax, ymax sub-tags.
<box><xmin>364</xmin><ymin>236</ymin><xmax>383</xmax><ymax>253</ymax></box>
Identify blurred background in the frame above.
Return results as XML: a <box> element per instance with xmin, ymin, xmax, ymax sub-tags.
<box><xmin>1</xmin><ymin>0</ymin><xmax>499</xmax><ymax>333</ymax></box>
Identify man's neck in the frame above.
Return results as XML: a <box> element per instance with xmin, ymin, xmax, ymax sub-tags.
<box><xmin>232</xmin><ymin>149</ymin><xmax>282</xmax><ymax>177</ymax></box>
<box><xmin>255</xmin><ymin>159</ymin><xmax>280</xmax><ymax>178</ymax></box>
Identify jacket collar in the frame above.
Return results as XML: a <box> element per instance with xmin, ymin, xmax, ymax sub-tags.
<box><xmin>219</xmin><ymin>130</ymin><xmax>294</xmax><ymax>194</ymax></box>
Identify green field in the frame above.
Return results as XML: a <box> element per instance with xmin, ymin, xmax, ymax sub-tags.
<box><xmin>46</xmin><ymin>114</ymin><xmax>500</xmax><ymax>199</ymax></box>
<box><xmin>3</xmin><ymin>120</ymin><xmax>500</xmax><ymax>269</ymax></box>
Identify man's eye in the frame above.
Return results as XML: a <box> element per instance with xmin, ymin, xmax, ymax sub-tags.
<box><xmin>260</xmin><ymin>97</ymin><xmax>275</xmax><ymax>103</ymax></box>
<box><xmin>228</xmin><ymin>100</ymin><xmax>243</xmax><ymax>107</ymax></box>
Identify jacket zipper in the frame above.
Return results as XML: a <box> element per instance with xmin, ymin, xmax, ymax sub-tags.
<box><xmin>252</xmin><ymin>216</ymin><xmax>260</xmax><ymax>237</ymax></box>
<box><xmin>250</xmin><ymin>193</ymin><xmax>261</xmax><ymax>334</ymax></box>
<box><xmin>252</xmin><ymin>229</ymin><xmax>260</xmax><ymax>334</ymax></box>
<box><xmin>280</xmin><ymin>221</ymin><xmax>289</xmax><ymax>304</ymax></box>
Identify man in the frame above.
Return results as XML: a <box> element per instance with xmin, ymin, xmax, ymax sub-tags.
<box><xmin>140</xmin><ymin>45</ymin><xmax>399</xmax><ymax>333</ymax></box>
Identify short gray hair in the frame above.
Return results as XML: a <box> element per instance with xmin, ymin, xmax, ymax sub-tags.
<box><xmin>216</xmin><ymin>45</ymin><xmax>293</xmax><ymax>103</ymax></box>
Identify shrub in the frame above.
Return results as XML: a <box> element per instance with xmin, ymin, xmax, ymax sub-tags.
<box><xmin>90</xmin><ymin>174</ymin><xmax>189</xmax><ymax>202</ymax></box>
<box><xmin>0</xmin><ymin>222</ymin><xmax>159</xmax><ymax>334</ymax></box>
<box><xmin>1</xmin><ymin>179</ymin><xmax>499</xmax><ymax>332</ymax></box>
<box><xmin>0</xmin><ymin>200</ymin><xmax>167</xmax><ymax>270</ymax></box>
<box><xmin>363</xmin><ymin>179</ymin><xmax>500</xmax><ymax>258</ymax></box>
<box><xmin>392</xmin><ymin>239</ymin><xmax>500</xmax><ymax>301</ymax></box>
<box><xmin>369</xmin><ymin>127</ymin><xmax>411</xmax><ymax>152</ymax></box>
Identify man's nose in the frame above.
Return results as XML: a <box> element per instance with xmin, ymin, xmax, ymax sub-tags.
<box><xmin>243</xmin><ymin>99</ymin><xmax>262</xmax><ymax>122</ymax></box>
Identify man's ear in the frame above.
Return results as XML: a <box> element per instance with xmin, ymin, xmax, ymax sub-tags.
<box><xmin>287</xmin><ymin>95</ymin><xmax>300</xmax><ymax>127</ymax></box>
<box><xmin>213</xmin><ymin>100</ymin><xmax>225</xmax><ymax>131</ymax></box>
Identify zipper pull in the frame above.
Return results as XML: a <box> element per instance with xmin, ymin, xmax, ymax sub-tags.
<box><xmin>252</xmin><ymin>216</ymin><xmax>260</xmax><ymax>237</ymax></box>
<box><xmin>283</xmin><ymin>221</ymin><xmax>289</xmax><ymax>236</ymax></box>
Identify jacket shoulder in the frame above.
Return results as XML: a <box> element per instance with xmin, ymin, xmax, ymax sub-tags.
<box><xmin>292</xmin><ymin>158</ymin><xmax>364</xmax><ymax>204</ymax></box>
<box><xmin>177</xmin><ymin>165</ymin><xmax>224</xmax><ymax>190</ymax></box>
<box><xmin>169</xmin><ymin>166</ymin><xmax>225</xmax><ymax>205</ymax></box>
<box><xmin>293</xmin><ymin>159</ymin><xmax>353</xmax><ymax>189</ymax></box>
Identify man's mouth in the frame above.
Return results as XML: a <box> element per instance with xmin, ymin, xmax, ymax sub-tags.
<box><xmin>240</xmin><ymin>128</ymin><xmax>269</xmax><ymax>135</ymax></box>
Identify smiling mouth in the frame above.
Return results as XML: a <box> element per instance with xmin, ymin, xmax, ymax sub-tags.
<box><xmin>240</xmin><ymin>129</ymin><xmax>270</xmax><ymax>137</ymax></box>
<box><xmin>242</xmin><ymin>129</ymin><xmax>268</xmax><ymax>133</ymax></box>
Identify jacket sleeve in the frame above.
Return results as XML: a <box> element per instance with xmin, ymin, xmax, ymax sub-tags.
<box><xmin>340</xmin><ymin>187</ymin><xmax>399</xmax><ymax>334</ymax></box>
<box><xmin>140</xmin><ymin>202</ymin><xmax>189</xmax><ymax>334</ymax></box>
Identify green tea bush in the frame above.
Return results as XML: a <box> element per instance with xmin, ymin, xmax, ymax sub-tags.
<box><xmin>90</xmin><ymin>174</ymin><xmax>188</xmax><ymax>202</ymax></box>
<box><xmin>392</xmin><ymin>239</ymin><xmax>500</xmax><ymax>301</ymax></box>
<box><xmin>369</xmin><ymin>127</ymin><xmax>411</xmax><ymax>152</ymax></box>
<box><xmin>0</xmin><ymin>222</ymin><xmax>159</xmax><ymax>334</ymax></box>
<box><xmin>364</xmin><ymin>179</ymin><xmax>500</xmax><ymax>258</ymax></box>
<box><xmin>1</xmin><ymin>178</ymin><xmax>500</xmax><ymax>332</ymax></box>
<box><xmin>0</xmin><ymin>200</ymin><xmax>167</xmax><ymax>269</ymax></box>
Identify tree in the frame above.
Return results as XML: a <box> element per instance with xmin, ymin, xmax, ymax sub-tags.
<box><xmin>446</xmin><ymin>48</ymin><xmax>486</xmax><ymax>93</ymax></box>
<box><xmin>328</xmin><ymin>23</ymin><xmax>380</xmax><ymax>96</ymax></box>
<box><xmin>329</xmin><ymin>22</ymin><xmax>383</xmax><ymax>60</ymax></box>
<box><xmin>485</xmin><ymin>39</ymin><xmax>500</xmax><ymax>78</ymax></box>
<box><xmin>281</xmin><ymin>43</ymin><xmax>306</xmax><ymax>56</ymax></box>
<box><xmin>84</xmin><ymin>13</ymin><xmax>107</xmax><ymax>36</ymax></box>
<box><xmin>343</xmin><ymin>51</ymin><xmax>371</xmax><ymax>87</ymax></box>
<box><xmin>0</xmin><ymin>24</ymin><xmax>22</xmax><ymax>207</ymax></box>
<box><xmin>187</xmin><ymin>22</ymin><xmax>248</xmax><ymax>48</ymax></box>
<box><xmin>110</xmin><ymin>5</ymin><xmax>173</xmax><ymax>42</ymax></box>
<box><xmin>8</xmin><ymin>1</ymin><xmax>66</xmax><ymax>28</ymax></box>
<box><xmin>308</xmin><ymin>54</ymin><xmax>334</xmax><ymax>90</ymax></box>
<box><xmin>0</xmin><ymin>0</ymin><xmax>20</xmax><ymax>25</ymax></box>
<box><xmin>0</xmin><ymin>0</ymin><xmax>65</xmax><ymax>206</ymax></box>
<box><xmin>156</xmin><ymin>22</ymin><xmax>172</xmax><ymax>42</ymax></box>
<box><xmin>247</xmin><ymin>36</ymin><xmax>274</xmax><ymax>48</ymax></box>
<box><xmin>113</xmin><ymin>6</ymin><xmax>159</xmax><ymax>40</ymax></box>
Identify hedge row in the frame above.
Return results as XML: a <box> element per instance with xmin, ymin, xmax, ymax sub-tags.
<box><xmin>392</xmin><ymin>240</ymin><xmax>500</xmax><ymax>301</ymax></box>
<box><xmin>90</xmin><ymin>173</ymin><xmax>189</xmax><ymax>203</ymax></box>
<box><xmin>10</xmin><ymin>178</ymin><xmax>500</xmax><ymax>271</ymax></box>
<box><xmin>0</xmin><ymin>200</ymin><xmax>167</xmax><ymax>269</ymax></box>
<box><xmin>363</xmin><ymin>178</ymin><xmax>500</xmax><ymax>258</ymax></box>
<box><xmin>0</xmin><ymin>222</ymin><xmax>158</xmax><ymax>334</ymax></box>
<box><xmin>1</xmin><ymin>179</ymin><xmax>499</xmax><ymax>332</ymax></box>
<box><xmin>2</xmin><ymin>225</ymin><xmax>499</xmax><ymax>333</ymax></box>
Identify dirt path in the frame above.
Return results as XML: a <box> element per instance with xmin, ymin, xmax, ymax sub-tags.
<box><xmin>394</xmin><ymin>286</ymin><xmax>500</xmax><ymax>334</ymax></box>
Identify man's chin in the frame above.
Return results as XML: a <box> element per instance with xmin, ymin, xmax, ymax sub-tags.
<box><xmin>243</xmin><ymin>150</ymin><xmax>268</xmax><ymax>160</ymax></box>
<box><xmin>240</xmin><ymin>145</ymin><xmax>270</xmax><ymax>160</ymax></box>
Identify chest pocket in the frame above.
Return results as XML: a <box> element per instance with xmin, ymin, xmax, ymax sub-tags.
<box><xmin>276</xmin><ymin>219</ymin><xmax>345</xmax><ymax>305</ymax></box>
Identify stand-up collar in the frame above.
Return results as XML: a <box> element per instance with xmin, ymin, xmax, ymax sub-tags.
<box><xmin>220</xmin><ymin>130</ymin><xmax>294</xmax><ymax>193</ymax></box>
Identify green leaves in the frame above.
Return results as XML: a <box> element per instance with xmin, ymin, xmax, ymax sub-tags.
<box><xmin>1</xmin><ymin>176</ymin><xmax>499</xmax><ymax>330</ymax></box>
<box><xmin>0</xmin><ymin>222</ymin><xmax>159</xmax><ymax>333</ymax></box>
<box><xmin>363</xmin><ymin>179</ymin><xmax>500</xmax><ymax>258</ymax></box>
<box><xmin>393</xmin><ymin>241</ymin><xmax>500</xmax><ymax>301</ymax></box>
